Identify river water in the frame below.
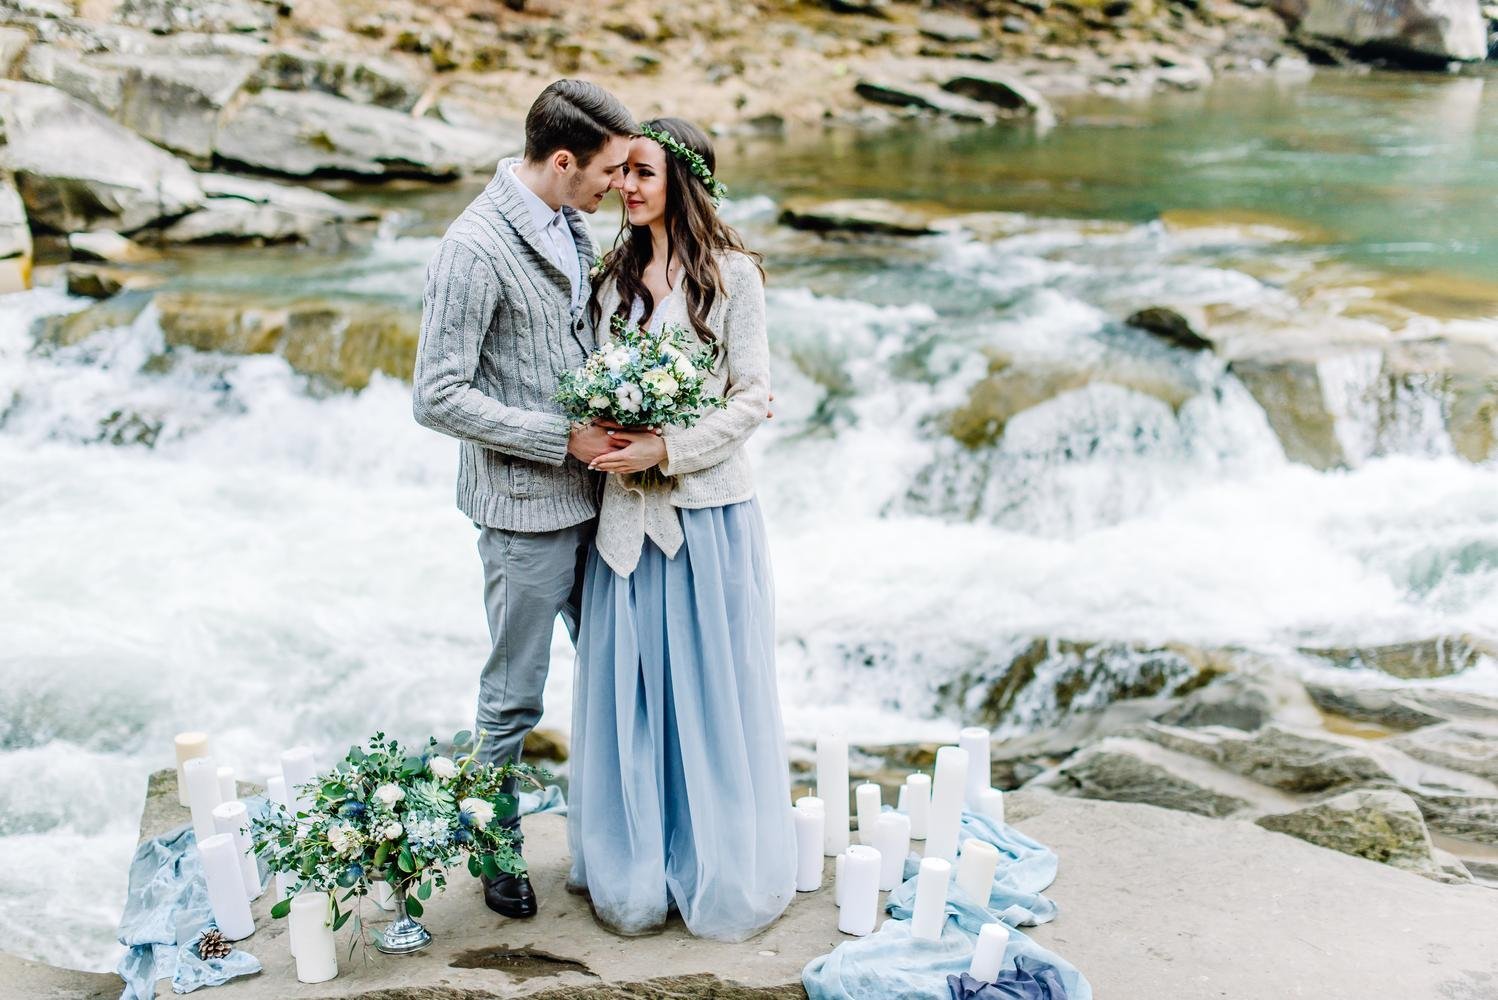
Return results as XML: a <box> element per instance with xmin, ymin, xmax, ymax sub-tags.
<box><xmin>2</xmin><ymin>69</ymin><xmax>1496</xmax><ymax>971</ymax></box>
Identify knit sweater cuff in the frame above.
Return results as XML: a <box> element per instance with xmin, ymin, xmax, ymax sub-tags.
<box><xmin>527</xmin><ymin>413</ymin><xmax>573</xmax><ymax>467</ymax></box>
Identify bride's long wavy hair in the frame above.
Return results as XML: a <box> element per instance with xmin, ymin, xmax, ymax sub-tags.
<box><xmin>588</xmin><ymin>117</ymin><xmax>762</xmax><ymax>352</ymax></box>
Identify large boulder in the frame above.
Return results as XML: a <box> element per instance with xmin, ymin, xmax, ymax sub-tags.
<box><xmin>1039</xmin><ymin>736</ymin><xmax>1270</xmax><ymax>817</ymax></box>
<box><xmin>0</xmin><ymin>80</ymin><xmax>203</xmax><ymax>232</ymax></box>
<box><xmin>1228</xmin><ymin>348</ymin><xmax>1380</xmax><ymax>469</ymax></box>
<box><xmin>1256</xmin><ymin>789</ymin><xmax>1448</xmax><ymax>879</ymax></box>
<box><xmin>155</xmin><ymin>172</ymin><xmax>377</xmax><ymax>243</ymax></box>
<box><xmin>853</xmin><ymin>79</ymin><xmax>999</xmax><ymax>123</ymax></box>
<box><xmin>1299</xmin><ymin>635</ymin><xmax>1491</xmax><ymax>680</ymax></box>
<box><xmin>1155</xmin><ymin>669</ymin><xmax>1321</xmax><ymax>732</ymax></box>
<box><xmin>1388</xmin><ymin>722</ymin><xmax>1498</xmax><ymax>784</ymax></box>
<box><xmin>940</xmin><ymin>70</ymin><xmax>1057</xmax><ymax>126</ymax></box>
<box><xmin>214</xmin><ymin>88</ymin><xmax>514</xmax><ymax>179</ymax></box>
<box><xmin>0</xmin><ymin>171</ymin><xmax>31</xmax><ymax>291</ymax></box>
<box><xmin>1138</xmin><ymin>723</ymin><xmax>1398</xmax><ymax>793</ymax></box>
<box><xmin>1275</xmin><ymin>0</ymin><xmax>1489</xmax><ymax>62</ymax></box>
<box><xmin>252</xmin><ymin>47</ymin><xmax>425</xmax><ymax>111</ymax></box>
<box><xmin>778</xmin><ymin>197</ymin><xmax>942</xmax><ymax>237</ymax></box>
<box><xmin>111</xmin><ymin>0</ymin><xmax>277</xmax><ymax>35</ymax></box>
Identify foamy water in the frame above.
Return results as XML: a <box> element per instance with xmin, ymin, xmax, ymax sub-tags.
<box><xmin>3</xmin><ymin>210</ymin><xmax>1497</xmax><ymax>971</ymax></box>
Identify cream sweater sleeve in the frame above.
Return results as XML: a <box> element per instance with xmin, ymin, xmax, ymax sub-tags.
<box><xmin>660</xmin><ymin>254</ymin><xmax>770</xmax><ymax>478</ymax></box>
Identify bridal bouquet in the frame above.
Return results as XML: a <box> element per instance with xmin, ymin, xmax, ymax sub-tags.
<box><xmin>555</xmin><ymin>315</ymin><xmax>725</xmax><ymax>429</ymax></box>
<box><xmin>251</xmin><ymin>731</ymin><xmax>541</xmax><ymax>939</ymax></box>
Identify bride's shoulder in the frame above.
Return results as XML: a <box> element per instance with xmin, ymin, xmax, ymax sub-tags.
<box><xmin>713</xmin><ymin>249</ymin><xmax>764</xmax><ymax>289</ymax></box>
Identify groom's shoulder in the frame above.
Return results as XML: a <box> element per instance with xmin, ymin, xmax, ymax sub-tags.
<box><xmin>437</xmin><ymin>200</ymin><xmax>524</xmax><ymax>272</ymax></box>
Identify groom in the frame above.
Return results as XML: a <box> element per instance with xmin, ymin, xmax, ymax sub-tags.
<box><xmin>412</xmin><ymin>79</ymin><xmax>636</xmax><ymax>919</ymax></box>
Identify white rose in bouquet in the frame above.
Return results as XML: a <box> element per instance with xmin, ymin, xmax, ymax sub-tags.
<box><xmin>459</xmin><ymin>797</ymin><xmax>496</xmax><ymax>830</ymax></box>
<box><xmin>374</xmin><ymin>783</ymin><xmax>404</xmax><ymax>807</ymax></box>
<box><xmin>328</xmin><ymin>823</ymin><xmax>361</xmax><ymax>857</ymax></box>
<box><xmin>429</xmin><ymin>755</ymin><xmax>458</xmax><ymax>779</ymax></box>
<box><xmin>642</xmin><ymin>368</ymin><xmax>680</xmax><ymax>399</ymax></box>
<box><xmin>382</xmin><ymin>821</ymin><xmax>404</xmax><ymax>841</ymax></box>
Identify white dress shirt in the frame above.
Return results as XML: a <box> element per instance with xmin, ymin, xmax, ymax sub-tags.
<box><xmin>507</xmin><ymin>164</ymin><xmax>583</xmax><ymax>316</ymax></box>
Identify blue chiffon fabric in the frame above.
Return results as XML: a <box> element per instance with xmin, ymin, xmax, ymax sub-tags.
<box><xmin>567</xmin><ymin>499</ymin><xmax>798</xmax><ymax>941</ymax></box>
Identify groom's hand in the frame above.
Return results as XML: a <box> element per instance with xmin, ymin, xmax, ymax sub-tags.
<box><xmin>568</xmin><ymin>423</ymin><xmax>627</xmax><ymax>464</ymax></box>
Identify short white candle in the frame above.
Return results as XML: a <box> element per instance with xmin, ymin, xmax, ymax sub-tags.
<box><xmin>955</xmin><ymin>838</ymin><xmax>1001</xmax><ymax>907</ymax></box>
<box><xmin>794</xmin><ymin>804</ymin><xmax>825</xmax><ymax>892</ymax></box>
<box><xmin>924</xmin><ymin>746</ymin><xmax>969</xmax><ymax>863</ymax></box>
<box><xmin>198</xmin><ymin>833</ymin><xmax>254</xmax><ymax>940</ymax></box>
<box><xmin>904</xmin><ymin>773</ymin><xmax>931</xmax><ymax>840</ymax></box>
<box><xmin>836</xmin><ymin>845</ymin><xmax>881</xmax><ymax>937</ymax></box>
<box><xmin>216</xmin><ymin>765</ymin><xmax>236</xmax><ymax>804</ymax></box>
<box><xmin>959</xmin><ymin>727</ymin><xmax>991</xmax><ymax>807</ymax></box>
<box><xmin>910</xmin><ymin>857</ymin><xmax>951</xmax><ymax>941</ymax></box>
<box><xmin>978</xmin><ymin>787</ymin><xmax>1005</xmax><ymax>825</ymax></box>
<box><xmin>834</xmin><ymin>852</ymin><xmax>846</xmax><ymax>907</ymax></box>
<box><xmin>968</xmin><ymin>921</ymin><xmax>1011</xmax><ymax>982</ymax></box>
<box><xmin>854</xmin><ymin>783</ymin><xmax>881</xmax><ymax>846</ymax></box>
<box><xmin>174</xmin><ymin>732</ymin><xmax>210</xmax><ymax>807</ymax></box>
<box><xmin>211</xmin><ymin>800</ymin><xmax>260</xmax><ymax>900</ymax></box>
<box><xmin>816</xmin><ymin>735</ymin><xmax>850</xmax><ymax>856</ymax></box>
<box><xmin>872</xmin><ymin>812</ymin><xmax>911</xmax><ymax>891</ymax></box>
<box><xmin>182</xmin><ymin>757</ymin><xmax>223</xmax><ymax>845</ymax></box>
<box><xmin>289</xmin><ymin>892</ymin><xmax>337</xmax><ymax>984</ymax></box>
<box><xmin>795</xmin><ymin>794</ymin><xmax>825</xmax><ymax>816</ymax></box>
<box><xmin>280</xmin><ymin>746</ymin><xmax>319</xmax><ymax>816</ymax></box>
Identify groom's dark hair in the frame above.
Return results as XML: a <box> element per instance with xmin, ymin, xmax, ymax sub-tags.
<box><xmin>523</xmin><ymin>80</ymin><xmax>636</xmax><ymax>167</ymax></box>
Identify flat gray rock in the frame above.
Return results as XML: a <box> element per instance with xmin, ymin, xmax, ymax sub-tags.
<box><xmin>1256</xmin><ymin>788</ymin><xmax>1446</xmax><ymax>880</ymax></box>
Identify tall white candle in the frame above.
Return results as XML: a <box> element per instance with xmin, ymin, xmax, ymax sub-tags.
<box><xmin>910</xmin><ymin>857</ymin><xmax>951</xmax><ymax>941</ymax></box>
<box><xmin>924</xmin><ymin>746</ymin><xmax>969</xmax><ymax>863</ymax></box>
<box><xmin>959</xmin><ymin>728</ymin><xmax>991</xmax><ymax>807</ymax></box>
<box><xmin>211</xmin><ymin>801</ymin><xmax>260</xmax><ymax>900</ymax></box>
<box><xmin>872</xmin><ymin>812</ymin><xmax>911</xmax><ymax>891</ymax></box>
<box><xmin>174</xmin><ymin>732</ymin><xmax>210</xmax><ymax>807</ymax></box>
<box><xmin>978</xmin><ymin>787</ymin><xmax>1005</xmax><ymax>825</ymax></box>
<box><xmin>816</xmin><ymin>735</ymin><xmax>850</xmax><ymax>856</ymax></box>
<box><xmin>280</xmin><ymin>746</ymin><xmax>319</xmax><ymax>816</ymax></box>
<box><xmin>182</xmin><ymin>757</ymin><xmax>223</xmax><ymax>844</ymax></box>
<box><xmin>836</xmin><ymin>845</ymin><xmax>881</xmax><ymax>937</ymax></box>
<box><xmin>834</xmin><ymin>852</ymin><xmax>846</xmax><ymax>908</ymax></box>
<box><xmin>198</xmin><ymin>833</ymin><xmax>254</xmax><ymax>940</ymax></box>
<box><xmin>216</xmin><ymin>765</ymin><xmax>236</xmax><ymax>804</ymax></box>
<box><xmin>904</xmin><ymin>773</ymin><xmax>931</xmax><ymax>840</ymax></box>
<box><xmin>968</xmin><ymin>921</ymin><xmax>1011</xmax><ymax>982</ymax></box>
<box><xmin>955</xmin><ymin>838</ymin><xmax>1001</xmax><ymax>907</ymax></box>
<box><xmin>289</xmin><ymin>892</ymin><xmax>337</xmax><ymax>984</ymax></box>
<box><xmin>794</xmin><ymin>805</ymin><xmax>825</xmax><ymax>892</ymax></box>
<box><xmin>854</xmin><ymin>783</ymin><xmax>881</xmax><ymax>846</ymax></box>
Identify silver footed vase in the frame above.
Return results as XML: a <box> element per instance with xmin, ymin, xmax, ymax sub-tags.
<box><xmin>375</xmin><ymin>885</ymin><xmax>431</xmax><ymax>955</ymax></box>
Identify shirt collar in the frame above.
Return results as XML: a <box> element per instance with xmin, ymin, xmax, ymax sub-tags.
<box><xmin>507</xmin><ymin>163</ymin><xmax>566</xmax><ymax>234</ymax></box>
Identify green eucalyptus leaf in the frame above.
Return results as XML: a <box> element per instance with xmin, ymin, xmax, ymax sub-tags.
<box><xmin>271</xmin><ymin>898</ymin><xmax>292</xmax><ymax>919</ymax></box>
<box><xmin>398</xmin><ymin>846</ymin><xmax>415</xmax><ymax>873</ymax></box>
<box><xmin>405</xmin><ymin>896</ymin><xmax>423</xmax><ymax>918</ymax></box>
<box><xmin>417</xmin><ymin>880</ymin><xmax>432</xmax><ymax>901</ymax></box>
<box><xmin>333</xmin><ymin>909</ymin><xmax>352</xmax><ymax>931</ymax></box>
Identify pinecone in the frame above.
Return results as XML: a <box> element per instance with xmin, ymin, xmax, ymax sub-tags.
<box><xmin>195</xmin><ymin>927</ymin><xmax>232</xmax><ymax>961</ymax></box>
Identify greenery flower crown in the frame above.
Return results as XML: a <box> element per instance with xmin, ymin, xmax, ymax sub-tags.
<box><xmin>639</xmin><ymin>123</ymin><xmax>728</xmax><ymax>207</ymax></box>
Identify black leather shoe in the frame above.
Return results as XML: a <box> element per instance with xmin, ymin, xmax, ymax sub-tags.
<box><xmin>481</xmin><ymin>871</ymin><xmax>538</xmax><ymax>919</ymax></box>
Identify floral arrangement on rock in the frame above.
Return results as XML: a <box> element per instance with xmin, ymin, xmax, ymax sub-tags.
<box><xmin>554</xmin><ymin>314</ymin><xmax>725</xmax><ymax>429</ymax></box>
<box><xmin>250</xmin><ymin>730</ymin><xmax>540</xmax><ymax>949</ymax></box>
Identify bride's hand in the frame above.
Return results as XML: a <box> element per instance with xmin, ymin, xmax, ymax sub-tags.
<box><xmin>589</xmin><ymin>430</ymin><xmax>667</xmax><ymax>474</ymax></box>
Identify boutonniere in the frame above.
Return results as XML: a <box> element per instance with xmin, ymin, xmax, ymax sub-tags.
<box><xmin>588</xmin><ymin>255</ymin><xmax>608</xmax><ymax>281</ymax></box>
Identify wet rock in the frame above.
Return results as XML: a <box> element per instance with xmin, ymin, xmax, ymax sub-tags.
<box><xmin>1405</xmin><ymin>789</ymin><xmax>1498</xmax><ymax>843</ymax></box>
<box><xmin>1388</xmin><ymin>722</ymin><xmax>1498</xmax><ymax>785</ymax></box>
<box><xmin>1138</xmin><ymin>723</ymin><xmax>1398</xmax><ymax>793</ymax></box>
<box><xmin>1228</xmin><ymin>349</ymin><xmax>1376</xmax><ymax>470</ymax></box>
<box><xmin>940</xmin><ymin>71</ymin><xmax>1057</xmax><ymax>125</ymax></box>
<box><xmin>918</xmin><ymin>11</ymin><xmax>985</xmax><ymax>43</ymax></box>
<box><xmin>1299</xmin><ymin>636</ymin><xmax>1490</xmax><ymax>680</ymax></box>
<box><xmin>33</xmin><ymin>290</ymin><xmax>152</xmax><ymax>348</ymax></box>
<box><xmin>64</xmin><ymin>263</ymin><xmax>162</xmax><ymax>298</ymax></box>
<box><xmin>155</xmin><ymin>173</ymin><xmax>376</xmax><ymax>243</ymax></box>
<box><xmin>1125</xmin><ymin>306</ymin><xmax>1214</xmax><ymax>351</ymax></box>
<box><xmin>523</xmin><ymin>727</ymin><xmax>570</xmax><ymax>762</ymax></box>
<box><xmin>1155</xmin><ymin>670</ymin><xmax>1318</xmax><ymax>731</ymax></box>
<box><xmin>1308</xmin><ymin>684</ymin><xmax>1498</xmax><ymax>732</ymax></box>
<box><xmin>111</xmin><ymin>0</ymin><xmax>277</xmax><ymax>35</ymax></box>
<box><xmin>214</xmin><ymin>88</ymin><xmax>514</xmax><ymax>178</ymax></box>
<box><xmin>1041</xmin><ymin>736</ymin><xmax>1261</xmax><ymax>816</ymax></box>
<box><xmin>0</xmin><ymin>172</ymin><xmax>31</xmax><ymax>291</ymax></box>
<box><xmin>1256</xmin><ymin>789</ymin><xmax>1447</xmax><ymax>879</ymax></box>
<box><xmin>0</xmin><ymin>81</ymin><xmax>203</xmax><ymax>232</ymax></box>
<box><xmin>1275</xmin><ymin>0</ymin><xmax>1489</xmax><ymax>63</ymax></box>
<box><xmin>67</xmin><ymin>229</ymin><xmax>161</xmax><ymax>263</ymax></box>
<box><xmin>853</xmin><ymin>79</ymin><xmax>998</xmax><ymax>123</ymax></box>
<box><xmin>824</xmin><ymin>0</ymin><xmax>890</xmax><ymax>14</ymax></box>
<box><xmin>778</xmin><ymin>197</ymin><xmax>940</xmax><ymax>237</ymax></box>
<box><xmin>253</xmin><ymin>47</ymin><xmax>425</xmax><ymax>110</ymax></box>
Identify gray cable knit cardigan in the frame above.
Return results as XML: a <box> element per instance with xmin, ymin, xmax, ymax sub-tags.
<box><xmin>412</xmin><ymin>158</ymin><xmax>600</xmax><ymax>533</ymax></box>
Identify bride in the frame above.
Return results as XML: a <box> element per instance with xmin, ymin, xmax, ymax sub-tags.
<box><xmin>565</xmin><ymin>117</ymin><xmax>796</xmax><ymax>940</ymax></box>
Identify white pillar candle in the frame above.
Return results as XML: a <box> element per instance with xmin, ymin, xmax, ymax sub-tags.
<box><xmin>794</xmin><ymin>804</ymin><xmax>825</xmax><ymax>892</ymax></box>
<box><xmin>872</xmin><ymin>811</ymin><xmax>911</xmax><ymax>891</ymax></box>
<box><xmin>816</xmin><ymin>735</ymin><xmax>850</xmax><ymax>856</ymax></box>
<box><xmin>955</xmin><ymin>838</ymin><xmax>1001</xmax><ymax>907</ymax></box>
<box><xmin>174</xmin><ymin>732</ymin><xmax>210</xmax><ymax>807</ymax></box>
<box><xmin>969</xmin><ymin>921</ymin><xmax>1012</xmax><ymax>982</ymax></box>
<box><xmin>198</xmin><ymin>833</ymin><xmax>254</xmax><ymax>940</ymax></box>
<box><xmin>854</xmin><ymin>783</ymin><xmax>881</xmax><ymax>846</ymax></box>
<box><xmin>216</xmin><ymin>765</ymin><xmax>236</xmax><ymax>804</ymax></box>
<box><xmin>924</xmin><ymin>746</ymin><xmax>969</xmax><ymax>863</ymax></box>
<box><xmin>834</xmin><ymin>852</ymin><xmax>846</xmax><ymax>907</ymax></box>
<box><xmin>904</xmin><ymin>773</ymin><xmax>931</xmax><ymax>840</ymax></box>
<box><xmin>836</xmin><ymin>845</ymin><xmax>881</xmax><ymax>937</ymax></box>
<box><xmin>182</xmin><ymin>757</ymin><xmax>223</xmax><ymax>844</ymax></box>
<box><xmin>211</xmin><ymin>801</ymin><xmax>261</xmax><ymax>900</ymax></box>
<box><xmin>959</xmin><ymin>727</ymin><xmax>991</xmax><ymax>807</ymax></box>
<box><xmin>289</xmin><ymin>892</ymin><xmax>337</xmax><ymax>984</ymax></box>
<box><xmin>280</xmin><ymin>746</ymin><xmax>319</xmax><ymax>816</ymax></box>
<box><xmin>910</xmin><ymin>857</ymin><xmax>951</xmax><ymax>941</ymax></box>
<box><xmin>795</xmin><ymin>794</ymin><xmax>824</xmax><ymax>816</ymax></box>
<box><xmin>978</xmin><ymin>787</ymin><xmax>1005</xmax><ymax>825</ymax></box>
<box><xmin>369</xmin><ymin>881</ymin><xmax>395</xmax><ymax>911</ymax></box>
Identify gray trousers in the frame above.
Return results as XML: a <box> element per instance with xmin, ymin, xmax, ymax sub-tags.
<box><xmin>474</xmin><ymin>519</ymin><xmax>594</xmax><ymax>851</ymax></box>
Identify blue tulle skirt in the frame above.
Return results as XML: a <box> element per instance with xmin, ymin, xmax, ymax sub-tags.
<box><xmin>567</xmin><ymin>499</ymin><xmax>797</xmax><ymax>941</ymax></box>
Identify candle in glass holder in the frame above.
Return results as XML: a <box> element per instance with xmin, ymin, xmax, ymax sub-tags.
<box><xmin>854</xmin><ymin>783</ymin><xmax>881</xmax><ymax>846</ymax></box>
<box><xmin>910</xmin><ymin>857</ymin><xmax>951</xmax><ymax>941</ymax></box>
<box><xmin>794</xmin><ymin>803</ymin><xmax>824</xmax><ymax>892</ymax></box>
<box><xmin>198</xmin><ymin>833</ymin><xmax>254</xmax><ymax>940</ymax></box>
<box><xmin>289</xmin><ymin>892</ymin><xmax>337</xmax><ymax>983</ymax></box>
<box><xmin>969</xmin><ymin>921</ymin><xmax>1011</xmax><ymax>982</ymax></box>
<box><xmin>959</xmin><ymin>727</ymin><xmax>991</xmax><ymax>807</ymax></box>
<box><xmin>182</xmin><ymin>757</ymin><xmax>223</xmax><ymax>844</ymax></box>
<box><xmin>956</xmin><ymin>838</ymin><xmax>1000</xmax><ymax>907</ymax></box>
<box><xmin>174</xmin><ymin>732</ymin><xmax>210</xmax><ymax>807</ymax></box>
<box><xmin>924</xmin><ymin>747</ymin><xmax>969</xmax><ymax>863</ymax></box>
<box><xmin>211</xmin><ymin>800</ymin><xmax>260</xmax><ymax>899</ymax></box>
<box><xmin>872</xmin><ymin>812</ymin><xmax>911</xmax><ymax>891</ymax></box>
<box><xmin>836</xmin><ymin>845</ymin><xmax>880</xmax><ymax>937</ymax></box>
<box><xmin>816</xmin><ymin>735</ymin><xmax>850</xmax><ymax>856</ymax></box>
<box><xmin>903</xmin><ymin>773</ymin><xmax>931</xmax><ymax>840</ymax></box>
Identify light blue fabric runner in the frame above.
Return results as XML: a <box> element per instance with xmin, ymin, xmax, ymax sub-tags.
<box><xmin>803</xmin><ymin>809</ymin><xmax>1092</xmax><ymax>1000</ymax></box>
<box><xmin>116</xmin><ymin>786</ymin><xmax>569</xmax><ymax>999</ymax></box>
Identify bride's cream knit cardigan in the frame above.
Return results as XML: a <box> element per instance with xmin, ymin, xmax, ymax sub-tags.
<box><xmin>591</xmin><ymin>249</ymin><xmax>771</xmax><ymax>576</ymax></box>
